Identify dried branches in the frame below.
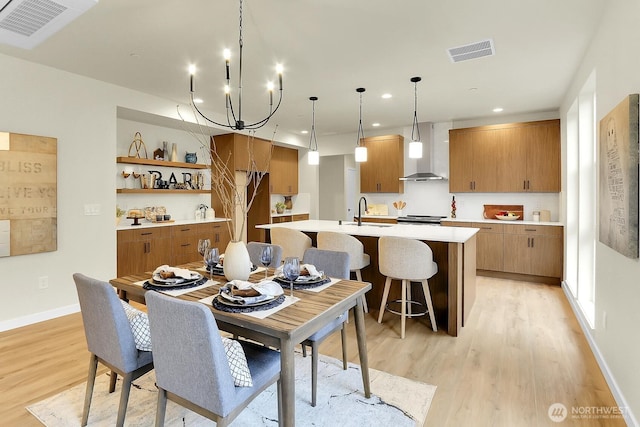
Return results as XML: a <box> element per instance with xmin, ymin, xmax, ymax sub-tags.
<box><xmin>178</xmin><ymin>104</ymin><xmax>274</xmax><ymax>242</ymax></box>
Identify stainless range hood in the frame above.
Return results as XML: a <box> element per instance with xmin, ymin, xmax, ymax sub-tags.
<box><xmin>400</xmin><ymin>122</ymin><xmax>448</xmax><ymax>181</ymax></box>
<box><xmin>400</xmin><ymin>172</ymin><xmax>446</xmax><ymax>181</ymax></box>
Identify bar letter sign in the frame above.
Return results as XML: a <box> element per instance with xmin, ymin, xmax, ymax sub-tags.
<box><xmin>0</xmin><ymin>132</ymin><xmax>57</xmax><ymax>257</ymax></box>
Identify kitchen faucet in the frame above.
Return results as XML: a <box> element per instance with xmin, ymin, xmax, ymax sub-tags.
<box><xmin>357</xmin><ymin>196</ymin><xmax>368</xmax><ymax>226</ymax></box>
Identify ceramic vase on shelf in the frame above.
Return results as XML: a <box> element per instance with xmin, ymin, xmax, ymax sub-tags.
<box><xmin>284</xmin><ymin>195</ymin><xmax>293</xmax><ymax>210</ymax></box>
<box><xmin>170</xmin><ymin>143</ymin><xmax>178</xmax><ymax>162</ymax></box>
<box><xmin>223</xmin><ymin>241</ymin><xmax>252</xmax><ymax>281</ymax></box>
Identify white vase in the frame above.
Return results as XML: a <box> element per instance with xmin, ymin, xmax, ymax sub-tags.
<box><xmin>223</xmin><ymin>241</ymin><xmax>252</xmax><ymax>281</ymax></box>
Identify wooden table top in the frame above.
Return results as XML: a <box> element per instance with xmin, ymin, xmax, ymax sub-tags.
<box><xmin>109</xmin><ymin>261</ymin><xmax>371</xmax><ymax>344</ymax></box>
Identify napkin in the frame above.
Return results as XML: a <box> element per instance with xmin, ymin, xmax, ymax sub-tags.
<box><xmin>220</xmin><ymin>280</ymin><xmax>284</xmax><ymax>304</ymax></box>
<box><xmin>275</xmin><ymin>264</ymin><xmax>323</xmax><ymax>281</ymax></box>
<box><xmin>153</xmin><ymin>265</ymin><xmax>194</xmax><ymax>279</ymax></box>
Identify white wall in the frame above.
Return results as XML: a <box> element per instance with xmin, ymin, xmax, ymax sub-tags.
<box><xmin>559</xmin><ymin>0</ymin><xmax>640</xmax><ymax>423</ymax></box>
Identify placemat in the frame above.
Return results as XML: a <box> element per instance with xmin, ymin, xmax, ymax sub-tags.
<box><xmin>199</xmin><ymin>294</ymin><xmax>299</xmax><ymax>319</ymax></box>
<box><xmin>273</xmin><ymin>276</ymin><xmax>332</xmax><ymax>290</ymax></box>
<box><xmin>134</xmin><ymin>278</ymin><xmax>218</xmax><ymax>297</ymax></box>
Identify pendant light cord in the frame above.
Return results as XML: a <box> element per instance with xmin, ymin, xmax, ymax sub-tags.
<box><xmin>309</xmin><ymin>97</ymin><xmax>318</xmax><ymax>151</ymax></box>
<box><xmin>356</xmin><ymin>89</ymin><xmax>365</xmax><ymax>147</ymax></box>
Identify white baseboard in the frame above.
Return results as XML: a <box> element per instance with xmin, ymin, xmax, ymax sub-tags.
<box><xmin>0</xmin><ymin>304</ymin><xmax>80</xmax><ymax>333</ymax></box>
<box><xmin>561</xmin><ymin>282</ymin><xmax>638</xmax><ymax>427</ymax></box>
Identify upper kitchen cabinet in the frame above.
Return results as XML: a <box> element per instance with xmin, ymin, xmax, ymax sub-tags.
<box><xmin>212</xmin><ymin>133</ymin><xmax>272</xmax><ymax>172</ymax></box>
<box><xmin>269</xmin><ymin>145</ymin><xmax>298</xmax><ymax>195</ymax></box>
<box><xmin>449</xmin><ymin>119</ymin><xmax>560</xmax><ymax>193</ymax></box>
<box><xmin>360</xmin><ymin>135</ymin><xmax>405</xmax><ymax>193</ymax></box>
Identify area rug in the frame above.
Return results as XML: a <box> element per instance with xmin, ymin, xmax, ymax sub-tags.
<box><xmin>27</xmin><ymin>352</ymin><xmax>436</xmax><ymax>426</ymax></box>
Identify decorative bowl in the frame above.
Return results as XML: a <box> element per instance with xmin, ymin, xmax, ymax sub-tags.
<box><xmin>496</xmin><ymin>214</ymin><xmax>520</xmax><ymax>221</ymax></box>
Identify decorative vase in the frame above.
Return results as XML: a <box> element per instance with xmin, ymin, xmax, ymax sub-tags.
<box><xmin>223</xmin><ymin>241</ymin><xmax>252</xmax><ymax>281</ymax></box>
<box><xmin>163</xmin><ymin>141</ymin><xmax>168</xmax><ymax>160</ymax></box>
<box><xmin>170</xmin><ymin>143</ymin><xmax>178</xmax><ymax>162</ymax></box>
<box><xmin>185</xmin><ymin>152</ymin><xmax>197</xmax><ymax>164</ymax></box>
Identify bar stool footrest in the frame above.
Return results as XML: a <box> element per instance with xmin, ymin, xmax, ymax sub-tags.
<box><xmin>386</xmin><ymin>300</ymin><xmax>428</xmax><ymax>318</ymax></box>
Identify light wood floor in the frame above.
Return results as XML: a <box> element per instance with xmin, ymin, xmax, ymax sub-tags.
<box><xmin>0</xmin><ymin>276</ymin><xmax>625</xmax><ymax>426</ymax></box>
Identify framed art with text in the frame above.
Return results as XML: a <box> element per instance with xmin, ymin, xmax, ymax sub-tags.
<box><xmin>598</xmin><ymin>94</ymin><xmax>639</xmax><ymax>258</ymax></box>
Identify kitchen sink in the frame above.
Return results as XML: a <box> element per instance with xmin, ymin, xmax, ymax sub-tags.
<box><xmin>341</xmin><ymin>221</ymin><xmax>394</xmax><ymax>227</ymax></box>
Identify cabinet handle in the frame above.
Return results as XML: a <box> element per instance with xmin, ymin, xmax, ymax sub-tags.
<box><xmin>524</xmin><ymin>228</ymin><xmax>537</xmax><ymax>232</ymax></box>
<box><xmin>215</xmin><ymin>234</ymin><xmax>219</xmax><ymax>243</ymax></box>
<box><xmin>531</xmin><ymin>237</ymin><xmax>534</xmax><ymax>248</ymax></box>
<box><xmin>141</xmin><ymin>232</ymin><xmax>152</xmax><ymax>236</ymax></box>
<box><xmin>480</xmin><ymin>226</ymin><xmax>493</xmax><ymax>230</ymax></box>
<box><xmin>527</xmin><ymin>238</ymin><xmax>531</xmax><ymax>248</ymax></box>
<box><xmin>180</xmin><ymin>228</ymin><xmax>191</xmax><ymax>232</ymax></box>
<box><xmin>523</xmin><ymin>180</ymin><xmax>527</xmax><ymax>190</ymax></box>
<box><xmin>144</xmin><ymin>242</ymin><xmax>150</xmax><ymax>253</ymax></box>
<box><xmin>181</xmin><ymin>243</ymin><xmax>190</xmax><ymax>247</ymax></box>
<box><xmin>527</xmin><ymin>180</ymin><xmax>530</xmax><ymax>190</ymax></box>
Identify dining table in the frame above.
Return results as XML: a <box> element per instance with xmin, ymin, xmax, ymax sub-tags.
<box><xmin>109</xmin><ymin>261</ymin><xmax>372</xmax><ymax>427</ymax></box>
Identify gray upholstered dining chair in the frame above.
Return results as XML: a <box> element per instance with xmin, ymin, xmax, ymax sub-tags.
<box><xmin>300</xmin><ymin>247</ymin><xmax>350</xmax><ymax>406</ymax></box>
<box><xmin>145</xmin><ymin>290</ymin><xmax>282</xmax><ymax>426</ymax></box>
<box><xmin>73</xmin><ymin>273</ymin><xmax>154</xmax><ymax>427</ymax></box>
<box><xmin>247</xmin><ymin>241</ymin><xmax>283</xmax><ymax>268</ymax></box>
<box><xmin>270</xmin><ymin>227</ymin><xmax>312</xmax><ymax>260</ymax></box>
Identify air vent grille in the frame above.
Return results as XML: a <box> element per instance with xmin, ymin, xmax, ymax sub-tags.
<box><xmin>0</xmin><ymin>0</ymin><xmax>66</xmax><ymax>37</ymax></box>
<box><xmin>448</xmin><ymin>39</ymin><xmax>495</xmax><ymax>63</ymax></box>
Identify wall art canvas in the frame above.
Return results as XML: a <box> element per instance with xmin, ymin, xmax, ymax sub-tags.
<box><xmin>599</xmin><ymin>94</ymin><xmax>639</xmax><ymax>258</ymax></box>
<box><xmin>0</xmin><ymin>132</ymin><xmax>57</xmax><ymax>257</ymax></box>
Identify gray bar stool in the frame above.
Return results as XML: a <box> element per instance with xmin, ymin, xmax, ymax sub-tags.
<box><xmin>377</xmin><ymin>236</ymin><xmax>438</xmax><ymax>339</ymax></box>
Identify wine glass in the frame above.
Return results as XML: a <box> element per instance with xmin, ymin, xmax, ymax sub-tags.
<box><xmin>204</xmin><ymin>247</ymin><xmax>219</xmax><ymax>278</ymax></box>
<box><xmin>259</xmin><ymin>245</ymin><xmax>273</xmax><ymax>279</ymax></box>
<box><xmin>283</xmin><ymin>257</ymin><xmax>300</xmax><ymax>297</ymax></box>
<box><xmin>198</xmin><ymin>238</ymin><xmax>211</xmax><ymax>258</ymax></box>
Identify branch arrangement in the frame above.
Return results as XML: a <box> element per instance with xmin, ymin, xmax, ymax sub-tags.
<box><xmin>178</xmin><ymin>104</ymin><xmax>274</xmax><ymax>242</ymax></box>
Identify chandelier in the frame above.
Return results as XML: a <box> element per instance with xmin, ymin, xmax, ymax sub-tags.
<box><xmin>188</xmin><ymin>0</ymin><xmax>283</xmax><ymax>131</ymax></box>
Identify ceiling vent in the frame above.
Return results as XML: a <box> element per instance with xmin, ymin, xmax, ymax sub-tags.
<box><xmin>0</xmin><ymin>0</ymin><xmax>97</xmax><ymax>49</ymax></box>
<box><xmin>447</xmin><ymin>39</ymin><xmax>495</xmax><ymax>63</ymax></box>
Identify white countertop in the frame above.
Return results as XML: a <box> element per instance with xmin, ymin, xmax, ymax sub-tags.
<box><xmin>117</xmin><ymin>218</ymin><xmax>229</xmax><ymax>230</ymax></box>
<box><xmin>257</xmin><ymin>219</ymin><xmax>478</xmax><ymax>243</ymax></box>
<box><xmin>442</xmin><ymin>217</ymin><xmax>563</xmax><ymax>227</ymax></box>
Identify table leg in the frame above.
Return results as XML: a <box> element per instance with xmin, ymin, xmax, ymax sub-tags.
<box><xmin>353</xmin><ymin>296</ymin><xmax>371</xmax><ymax>398</ymax></box>
<box><xmin>279</xmin><ymin>338</ymin><xmax>295</xmax><ymax>427</ymax></box>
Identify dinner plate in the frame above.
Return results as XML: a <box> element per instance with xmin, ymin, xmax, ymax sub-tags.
<box><xmin>495</xmin><ymin>215</ymin><xmax>520</xmax><ymax>221</ymax></box>
<box><xmin>273</xmin><ymin>275</ymin><xmax>328</xmax><ymax>285</ymax></box>
<box><xmin>215</xmin><ymin>293</ymin><xmax>277</xmax><ymax>307</ymax></box>
<box><xmin>151</xmin><ymin>272</ymin><xmax>203</xmax><ymax>286</ymax></box>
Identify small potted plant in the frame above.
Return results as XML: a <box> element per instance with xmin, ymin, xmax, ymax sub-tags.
<box><xmin>116</xmin><ymin>205</ymin><xmax>126</xmax><ymax>226</ymax></box>
<box><xmin>275</xmin><ymin>202</ymin><xmax>286</xmax><ymax>214</ymax></box>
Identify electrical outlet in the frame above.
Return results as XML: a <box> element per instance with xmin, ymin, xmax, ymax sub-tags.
<box><xmin>84</xmin><ymin>204</ymin><xmax>101</xmax><ymax>216</ymax></box>
<box><xmin>38</xmin><ymin>276</ymin><xmax>49</xmax><ymax>290</ymax></box>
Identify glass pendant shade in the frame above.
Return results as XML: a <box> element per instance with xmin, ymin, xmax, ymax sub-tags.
<box><xmin>409</xmin><ymin>140</ymin><xmax>423</xmax><ymax>159</ymax></box>
<box><xmin>308</xmin><ymin>150</ymin><xmax>319</xmax><ymax>165</ymax></box>
<box><xmin>355</xmin><ymin>146</ymin><xmax>368</xmax><ymax>162</ymax></box>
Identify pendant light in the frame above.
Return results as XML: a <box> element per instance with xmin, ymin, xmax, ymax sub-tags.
<box><xmin>355</xmin><ymin>87</ymin><xmax>367</xmax><ymax>162</ymax></box>
<box><xmin>409</xmin><ymin>77</ymin><xmax>423</xmax><ymax>159</ymax></box>
<box><xmin>307</xmin><ymin>96</ymin><xmax>319</xmax><ymax>165</ymax></box>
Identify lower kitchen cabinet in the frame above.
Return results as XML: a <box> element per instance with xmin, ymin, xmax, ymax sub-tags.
<box><xmin>117</xmin><ymin>221</ymin><xmax>231</xmax><ymax>276</ymax></box>
<box><xmin>442</xmin><ymin>221</ymin><xmax>563</xmax><ymax>280</ymax></box>
<box><xmin>271</xmin><ymin>213</ymin><xmax>309</xmax><ymax>223</ymax></box>
<box><xmin>117</xmin><ymin>227</ymin><xmax>172</xmax><ymax>277</ymax></box>
<box><xmin>471</xmin><ymin>222</ymin><xmax>504</xmax><ymax>271</ymax></box>
<box><xmin>503</xmin><ymin>224</ymin><xmax>563</xmax><ymax>278</ymax></box>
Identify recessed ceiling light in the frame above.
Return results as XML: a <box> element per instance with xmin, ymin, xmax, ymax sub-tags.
<box><xmin>372</xmin><ymin>123</ymin><xmax>381</xmax><ymax>127</ymax></box>
<box><xmin>193</xmin><ymin>98</ymin><xmax>204</xmax><ymax>104</ymax></box>
<box><xmin>381</xmin><ymin>94</ymin><xmax>392</xmax><ymax>99</ymax></box>
<box><xmin>129</xmin><ymin>53</ymin><xmax>140</xmax><ymax>58</ymax></box>
<box><xmin>301</xmin><ymin>130</ymin><xmax>309</xmax><ymax>134</ymax></box>
<box><xmin>493</xmin><ymin>107</ymin><xmax>503</xmax><ymax>113</ymax></box>
<box><xmin>469</xmin><ymin>87</ymin><xmax>478</xmax><ymax>91</ymax></box>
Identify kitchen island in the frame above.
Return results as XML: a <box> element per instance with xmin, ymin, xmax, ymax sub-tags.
<box><xmin>257</xmin><ymin>220</ymin><xmax>479</xmax><ymax>336</ymax></box>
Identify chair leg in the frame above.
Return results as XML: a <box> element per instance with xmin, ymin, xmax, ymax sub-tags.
<box><xmin>422</xmin><ymin>279</ymin><xmax>438</xmax><ymax>332</ymax></box>
<box><xmin>400</xmin><ymin>280</ymin><xmax>407</xmax><ymax>339</ymax></box>
<box><xmin>340</xmin><ymin>325</ymin><xmax>348</xmax><ymax>370</ymax></box>
<box><xmin>302</xmin><ymin>344</ymin><xmax>307</xmax><ymax>358</ymax></box>
<box><xmin>378</xmin><ymin>277</ymin><xmax>392</xmax><ymax>323</ymax></box>
<box><xmin>116</xmin><ymin>372</ymin><xmax>133</xmax><ymax>427</ymax></box>
<box><xmin>311</xmin><ymin>343</ymin><xmax>319</xmax><ymax>407</ymax></box>
<box><xmin>155</xmin><ymin>387</ymin><xmax>167</xmax><ymax>427</ymax></box>
<box><xmin>407</xmin><ymin>280</ymin><xmax>413</xmax><ymax>317</ymax></box>
<box><xmin>109</xmin><ymin>370</ymin><xmax>117</xmax><ymax>393</ymax></box>
<box><xmin>355</xmin><ymin>269</ymin><xmax>369</xmax><ymax>313</ymax></box>
<box><xmin>81</xmin><ymin>354</ymin><xmax>98</xmax><ymax>426</ymax></box>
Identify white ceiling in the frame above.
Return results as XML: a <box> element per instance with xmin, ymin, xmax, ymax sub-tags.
<box><xmin>0</xmin><ymin>0</ymin><xmax>606</xmax><ymax>137</ymax></box>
